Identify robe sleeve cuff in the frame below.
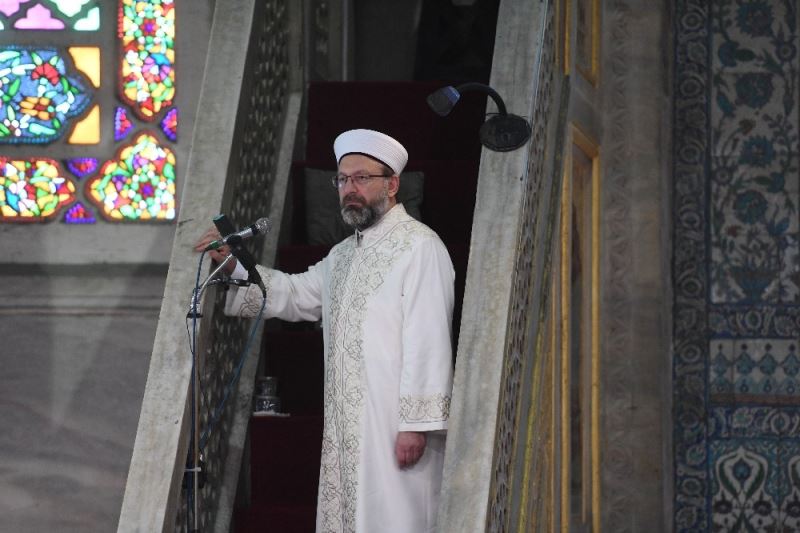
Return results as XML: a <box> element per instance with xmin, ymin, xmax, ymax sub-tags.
<box><xmin>225</xmin><ymin>266</ymin><xmax>272</xmax><ymax>317</ymax></box>
<box><xmin>398</xmin><ymin>393</ymin><xmax>450</xmax><ymax>432</ymax></box>
<box><xmin>231</xmin><ymin>260</ymin><xmax>249</xmax><ymax>281</ymax></box>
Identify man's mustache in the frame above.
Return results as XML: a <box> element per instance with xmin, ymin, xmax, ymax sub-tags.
<box><xmin>341</xmin><ymin>193</ymin><xmax>366</xmax><ymax>208</ymax></box>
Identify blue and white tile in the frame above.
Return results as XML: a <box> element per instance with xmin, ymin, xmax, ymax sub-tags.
<box><xmin>710</xmin><ymin>439</ymin><xmax>781</xmax><ymax>531</ymax></box>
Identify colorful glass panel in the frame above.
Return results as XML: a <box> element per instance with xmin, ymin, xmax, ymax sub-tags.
<box><xmin>67</xmin><ymin>103</ymin><xmax>98</xmax><ymax>143</ymax></box>
<box><xmin>65</xmin><ymin>156</ymin><xmax>97</xmax><ymax>178</ymax></box>
<box><xmin>114</xmin><ymin>106</ymin><xmax>132</xmax><ymax>141</ymax></box>
<box><xmin>87</xmin><ymin>132</ymin><xmax>176</xmax><ymax>221</ymax></box>
<box><xmin>14</xmin><ymin>3</ymin><xmax>65</xmax><ymax>29</ymax></box>
<box><xmin>46</xmin><ymin>0</ymin><xmax>90</xmax><ymax>17</ymax></box>
<box><xmin>0</xmin><ymin>0</ymin><xmax>31</xmax><ymax>17</ymax></box>
<box><xmin>0</xmin><ymin>47</ymin><xmax>92</xmax><ymax>143</ymax></box>
<box><xmin>119</xmin><ymin>0</ymin><xmax>175</xmax><ymax>121</ymax></box>
<box><xmin>63</xmin><ymin>200</ymin><xmax>94</xmax><ymax>223</ymax></box>
<box><xmin>72</xmin><ymin>5</ymin><xmax>97</xmax><ymax>30</ymax></box>
<box><xmin>160</xmin><ymin>106</ymin><xmax>176</xmax><ymax>141</ymax></box>
<box><xmin>0</xmin><ymin>1</ymin><xmax>178</xmax><ymax>227</ymax></box>
<box><xmin>67</xmin><ymin>46</ymin><xmax>99</xmax><ymax>87</ymax></box>
<box><xmin>0</xmin><ymin>157</ymin><xmax>76</xmax><ymax>219</ymax></box>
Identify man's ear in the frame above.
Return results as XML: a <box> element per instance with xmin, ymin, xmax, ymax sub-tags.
<box><xmin>388</xmin><ymin>175</ymin><xmax>400</xmax><ymax>198</ymax></box>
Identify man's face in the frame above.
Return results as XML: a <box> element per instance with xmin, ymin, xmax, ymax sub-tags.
<box><xmin>337</xmin><ymin>154</ymin><xmax>398</xmax><ymax>230</ymax></box>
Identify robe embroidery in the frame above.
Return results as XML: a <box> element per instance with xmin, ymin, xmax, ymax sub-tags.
<box><xmin>399</xmin><ymin>393</ymin><xmax>451</xmax><ymax>424</ymax></box>
<box><xmin>224</xmin><ymin>203</ymin><xmax>454</xmax><ymax>533</ymax></box>
<box><xmin>320</xmin><ymin>214</ymin><xmax>432</xmax><ymax>532</ymax></box>
<box><xmin>236</xmin><ymin>269</ymin><xmax>274</xmax><ymax>316</ymax></box>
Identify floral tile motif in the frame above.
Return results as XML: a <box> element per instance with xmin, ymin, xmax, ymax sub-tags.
<box><xmin>709</xmin><ymin>0</ymin><xmax>800</xmax><ymax>305</ymax></box>
<box><xmin>711</xmin><ymin>406</ymin><xmax>800</xmax><ymax>439</ymax></box>
<box><xmin>709</xmin><ymin>436</ymin><xmax>800</xmax><ymax>530</ymax></box>
<box><xmin>711</xmin><ymin>339</ymin><xmax>800</xmax><ymax>403</ymax></box>
<box><xmin>711</xmin><ymin>439</ymin><xmax>781</xmax><ymax>531</ymax></box>
<box><xmin>710</xmin><ymin>340</ymin><xmax>735</xmax><ymax>395</ymax></box>
<box><xmin>780</xmin><ymin>440</ymin><xmax>800</xmax><ymax>529</ymax></box>
<box><xmin>675</xmin><ymin>1</ymin><xmax>800</xmax><ymax>530</ymax></box>
<box><xmin>710</xmin><ymin>306</ymin><xmax>800</xmax><ymax>338</ymax></box>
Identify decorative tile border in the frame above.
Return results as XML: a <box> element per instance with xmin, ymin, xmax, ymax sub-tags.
<box><xmin>709</xmin><ymin>339</ymin><xmax>800</xmax><ymax>401</ymax></box>
<box><xmin>710</xmin><ymin>406</ymin><xmax>800</xmax><ymax>439</ymax></box>
<box><xmin>674</xmin><ymin>0</ymin><xmax>711</xmax><ymax>529</ymax></box>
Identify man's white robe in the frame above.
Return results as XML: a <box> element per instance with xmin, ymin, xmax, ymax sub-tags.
<box><xmin>225</xmin><ymin>204</ymin><xmax>455</xmax><ymax>532</ymax></box>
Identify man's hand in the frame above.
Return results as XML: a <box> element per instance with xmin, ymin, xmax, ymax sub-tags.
<box><xmin>395</xmin><ymin>431</ymin><xmax>426</xmax><ymax>468</ymax></box>
<box><xmin>194</xmin><ymin>226</ymin><xmax>237</xmax><ymax>275</ymax></box>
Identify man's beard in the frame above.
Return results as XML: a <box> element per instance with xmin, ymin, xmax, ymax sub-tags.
<box><xmin>340</xmin><ymin>187</ymin><xmax>390</xmax><ymax>231</ymax></box>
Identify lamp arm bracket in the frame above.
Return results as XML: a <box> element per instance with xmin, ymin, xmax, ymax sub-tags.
<box><xmin>455</xmin><ymin>82</ymin><xmax>508</xmax><ymax>116</ymax></box>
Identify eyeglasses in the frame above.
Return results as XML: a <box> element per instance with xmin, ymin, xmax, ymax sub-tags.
<box><xmin>331</xmin><ymin>173</ymin><xmax>388</xmax><ymax>189</ymax></box>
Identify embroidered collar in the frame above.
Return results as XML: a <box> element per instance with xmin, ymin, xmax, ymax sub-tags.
<box><xmin>353</xmin><ymin>203</ymin><xmax>409</xmax><ymax>247</ymax></box>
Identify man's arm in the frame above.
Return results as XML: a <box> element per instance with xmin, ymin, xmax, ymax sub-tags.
<box><xmin>395</xmin><ymin>236</ymin><xmax>455</xmax><ymax>466</ymax></box>
<box><xmin>194</xmin><ymin>226</ymin><xmax>325</xmax><ymax>322</ymax></box>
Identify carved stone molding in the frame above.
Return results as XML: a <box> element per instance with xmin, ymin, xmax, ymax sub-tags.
<box><xmin>601</xmin><ymin>0</ymin><xmax>671</xmax><ymax>530</ymax></box>
<box><xmin>174</xmin><ymin>1</ymin><xmax>290</xmax><ymax>531</ymax></box>
<box><xmin>600</xmin><ymin>1</ymin><xmax>636</xmax><ymax>529</ymax></box>
<box><xmin>486</xmin><ymin>3</ymin><xmax>558</xmax><ymax>530</ymax></box>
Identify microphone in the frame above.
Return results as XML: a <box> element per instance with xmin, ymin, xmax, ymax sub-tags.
<box><xmin>210</xmin><ymin>214</ymin><xmax>267</xmax><ymax>295</ymax></box>
<box><xmin>205</xmin><ymin>217</ymin><xmax>271</xmax><ymax>251</ymax></box>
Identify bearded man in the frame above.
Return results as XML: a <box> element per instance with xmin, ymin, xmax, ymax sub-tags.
<box><xmin>195</xmin><ymin>129</ymin><xmax>455</xmax><ymax>532</ymax></box>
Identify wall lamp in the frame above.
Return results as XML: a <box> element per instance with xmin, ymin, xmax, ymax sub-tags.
<box><xmin>426</xmin><ymin>82</ymin><xmax>532</xmax><ymax>152</ymax></box>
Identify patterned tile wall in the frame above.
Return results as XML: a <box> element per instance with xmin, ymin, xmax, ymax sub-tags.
<box><xmin>709</xmin><ymin>0</ymin><xmax>799</xmax><ymax>305</ymax></box>
<box><xmin>675</xmin><ymin>0</ymin><xmax>800</xmax><ymax>531</ymax></box>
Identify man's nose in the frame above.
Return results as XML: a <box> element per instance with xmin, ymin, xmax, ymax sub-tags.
<box><xmin>341</xmin><ymin>176</ymin><xmax>358</xmax><ymax>193</ymax></box>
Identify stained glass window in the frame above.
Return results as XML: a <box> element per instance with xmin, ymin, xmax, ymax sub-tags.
<box><xmin>14</xmin><ymin>4</ymin><xmax>66</xmax><ymax>30</ymax></box>
<box><xmin>0</xmin><ymin>0</ymin><xmax>178</xmax><ymax>224</ymax></box>
<box><xmin>0</xmin><ymin>1</ymin><xmax>100</xmax><ymax>31</ymax></box>
<box><xmin>119</xmin><ymin>0</ymin><xmax>175</xmax><ymax>121</ymax></box>
<box><xmin>63</xmin><ymin>200</ymin><xmax>95</xmax><ymax>223</ymax></box>
<box><xmin>114</xmin><ymin>106</ymin><xmax>133</xmax><ymax>141</ymax></box>
<box><xmin>160</xmin><ymin>106</ymin><xmax>176</xmax><ymax>141</ymax></box>
<box><xmin>65</xmin><ymin>156</ymin><xmax>96</xmax><ymax>177</ymax></box>
<box><xmin>87</xmin><ymin>132</ymin><xmax>176</xmax><ymax>221</ymax></box>
<box><xmin>0</xmin><ymin>47</ymin><xmax>92</xmax><ymax>143</ymax></box>
<box><xmin>49</xmin><ymin>0</ymin><xmax>92</xmax><ymax>18</ymax></box>
<box><xmin>0</xmin><ymin>157</ymin><xmax>76</xmax><ymax>219</ymax></box>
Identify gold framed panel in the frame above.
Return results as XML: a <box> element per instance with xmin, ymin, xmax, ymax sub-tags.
<box><xmin>559</xmin><ymin>123</ymin><xmax>601</xmax><ymax>532</ymax></box>
<box><xmin>559</xmin><ymin>154</ymin><xmax>572</xmax><ymax>533</ymax></box>
<box><xmin>516</xmin><ymin>306</ymin><xmax>554</xmax><ymax>532</ymax></box>
<box><xmin>556</xmin><ymin>0</ymin><xmax>570</xmax><ymax>75</ymax></box>
<box><xmin>549</xmin><ymin>269</ymin><xmax>561</xmax><ymax>532</ymax></box>
<box><xmin>506</xmin><ymin>126</ymin><xmax>602</xmax><ymax>533</ymax></box>
<box><xmin>574</xmin><ymin>0</ymin><xmax>600</xmax><ymax>86</ymax></box>
<box><xmin>515</xmin><ymin>236</ymin><xmax>563</xmax><ymax>533</ymax></box>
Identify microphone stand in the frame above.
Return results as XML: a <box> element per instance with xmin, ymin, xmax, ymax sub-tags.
<box><xmin>188</xmin><ymin>254</ymin><xmax>238</xmax><ymax>319</ymax></box>
<box><xmin>186</xmin><ymin>253</ymin><xmax>237</xmax><ymax>532</ymax></box>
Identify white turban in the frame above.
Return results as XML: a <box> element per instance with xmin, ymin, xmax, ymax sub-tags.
<box><xmin>333</xmin><ymin>129</ymin><xmax>408</xmax><ymax>175</ymax></box>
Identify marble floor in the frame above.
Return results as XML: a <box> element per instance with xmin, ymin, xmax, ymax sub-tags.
<box><xmin>0</xmin><ymin>266</ymin><xmax>166</xmax><ymax>533</ymax></box>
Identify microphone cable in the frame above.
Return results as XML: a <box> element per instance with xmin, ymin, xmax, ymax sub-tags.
<box><xmin>184</xmin><ymin>250</ymin><xmax>206</xmax><ymax>532</ymax></box>
<box><xmin>197</xmin><ymin>294</ymin><xmax>266</xmax><ymax>452</ymax></box>
<box><xmin>186</xmin><ymin>250</ymin><xmax>267</xmax><ymax>493</ymax></box>
<box><xmin>185</xmin><ymin>250</ymin><xmax>267</xmax><ymax>529</ymax></box>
